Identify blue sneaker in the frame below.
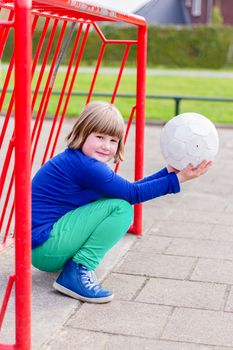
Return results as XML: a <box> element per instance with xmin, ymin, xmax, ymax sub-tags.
<box><xmin>53</xmin><ymin>260</ymin><xmax>113</xmax><ymax>303</ymax></box>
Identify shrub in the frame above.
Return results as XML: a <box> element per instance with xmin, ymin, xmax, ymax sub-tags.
<box><xmin>2</xmin><ymin>24</ymin><xmax>233</xmax><ymax>69</ymax></box>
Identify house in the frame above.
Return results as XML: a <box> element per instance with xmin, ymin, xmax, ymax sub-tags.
<box><xmin>134</xmin><ymin>0</ymin><xmax>233</xmax><ymax>25</ymax></box>
<box><xmin>185</xmin><ymin>0</ymin><xmax>233</xmax><ymax>25</ymax></box>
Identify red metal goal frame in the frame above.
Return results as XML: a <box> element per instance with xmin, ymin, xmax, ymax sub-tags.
<box><xmin>0</xmin><ymin>1</ymin><xmax>147</xmax><ymax>348</ymax></box>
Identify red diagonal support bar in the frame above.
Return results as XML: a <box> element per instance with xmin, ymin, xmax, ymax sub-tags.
<box><xmin>86</xmin><ymin>41</ymin><xmax>106</xmax><ymax>104</ymax></box>
<box><xmin>0</xmin><ymin>275</ymin><xmax>15</xmax><ymax>331</ymax></box>
<box><xmin>111</xmin><ymin>44</ymin><xmax>131</xmax><ymax>104</ymax></box>
<box><xmin>114</xmin><ymin>105</ymin><xmax>136</xmax><ymax>174</ymax></box>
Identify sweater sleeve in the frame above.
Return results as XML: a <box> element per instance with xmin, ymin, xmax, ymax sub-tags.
<box><xmin>134</xmin><ymin>167</ymin><xmax>168</xmax><ymax>184</ymax></box>
<box><xmin>80</xmin><ymin>160</ymin><xmax>180</xmax><ymax>204</ymax></box>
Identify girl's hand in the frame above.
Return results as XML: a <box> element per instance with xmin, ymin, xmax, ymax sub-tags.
<box><xmin>177</xmin><ymin>160</ymin><xmax>212</xmax><ymax>183</ymax></box>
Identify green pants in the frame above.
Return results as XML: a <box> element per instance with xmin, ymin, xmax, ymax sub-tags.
<box><xmin>32</xmin><ymin>198</ymin><xmax>133</xmax><ymax>272</ymax></box>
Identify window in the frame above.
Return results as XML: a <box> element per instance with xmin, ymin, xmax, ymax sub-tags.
<box><xmin>192</xmin><ymin>0</ymin><xmax>202</xmax><ymax>16</ymax></box>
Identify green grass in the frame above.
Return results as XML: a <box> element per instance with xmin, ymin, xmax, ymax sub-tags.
<box><xmin>145</xmin><ymin>75</ymin><xmax>233</xmax><ymax>123</ymax></box>
<box><xmin>2</xmin><ymin>68</ymin><xmax>233</xmax><ymax>123</ymax></box>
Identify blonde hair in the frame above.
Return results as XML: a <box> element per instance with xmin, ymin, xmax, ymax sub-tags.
<box><xmin>66</xmin><ymin>101</ymin><xmax>125</xmax><ymax>163</ymax></box>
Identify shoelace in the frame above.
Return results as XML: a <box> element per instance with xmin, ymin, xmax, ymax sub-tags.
<box><xmin>80</xmin><ymin>267</ymin><xmax>102</xmax><ymax>293</ymax></box>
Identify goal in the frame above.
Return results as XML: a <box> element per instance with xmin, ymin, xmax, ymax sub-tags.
<box><xmin>0</xmin><ymin>1</ymin><xmax>147</xmax><ymax>348</ymax></box>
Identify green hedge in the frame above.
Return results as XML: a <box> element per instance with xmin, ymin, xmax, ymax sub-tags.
<box><xmin>148</xmin><ymin>25</ymin><xmax>233</xmax><ymax>68</ymax></box>
<box><xmin>2</xmin><ymin>24</ymin><xmax>233</xmax><ymax>69</ymax></box>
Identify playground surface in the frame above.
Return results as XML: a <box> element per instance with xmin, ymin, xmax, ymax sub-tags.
<box><xmin>1</xmin><ymin>120</ymin><xmax>233</xmax><ymax>349</ymax></box>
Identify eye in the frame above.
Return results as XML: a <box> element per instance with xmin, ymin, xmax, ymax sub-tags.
<box><xmin>96</xmin><ymin>135</ymin><xmax>103</xmax><ymax>139</ymax></box>
<box><xmin>111</xmin><ymin>138</ymin><xmax>119</xmax><ymax>143</ymax></box>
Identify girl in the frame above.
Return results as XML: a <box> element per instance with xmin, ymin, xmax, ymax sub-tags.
<box><xmin>32</xmin><ymin>101</ymin><xmax>212</xmax><ymax>303</ymax></box>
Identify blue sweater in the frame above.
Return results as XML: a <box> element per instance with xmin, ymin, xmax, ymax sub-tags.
<box><xmin>32</xmin><ymin>149</ymin><xmax>180</xmax><ymax>248</ymax></box>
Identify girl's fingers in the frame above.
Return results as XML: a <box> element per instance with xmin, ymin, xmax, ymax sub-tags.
<box><xmin>196</xmin><ymin>160</ymin><xmax>212</xmax><ymax>171</ymax></box>
<box><xmin>199</xmin><ymin>160</ymin><xmax>212</xmax><ymax>175</ymax></box>
<box><xmin>196</xmin><ymin>160</ymin><xmax>207</xmax><ymax>169</ymax></box>
<box><xmin>192</xmin><ymin>160</ymin><xmax>212</xmax><ymax>177</ymax></box>
<box><xmin>178</xmin><ymin>160</ymin><xmax>213</xmax><ymax>183</ymax></box>
<box><xmin>204</xmin><ymin>161</ymin><xmax>213</xmax><ymax>172</ymax></box>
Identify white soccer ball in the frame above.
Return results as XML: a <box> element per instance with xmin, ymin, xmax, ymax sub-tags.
<box><xmin>160</xmin><ymin>112</ymin><xmax>219</xmax><ymax>170</ymax></box>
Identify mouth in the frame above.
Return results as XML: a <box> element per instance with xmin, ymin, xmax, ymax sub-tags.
<box><xmin>96</xmin><ymin>152</ymin><xmax>110</xmax><ymax>156</ymax></box>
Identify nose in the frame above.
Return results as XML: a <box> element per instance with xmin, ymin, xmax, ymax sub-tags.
<box><xmin>102</xmin><ymin>140</ymin><xmax>110</xmax><ymax>150</ymax></box>
<box><xmin>102</xmin><ymin>140</ymin><xmax>111</xmax><ymax>151</ymax></box>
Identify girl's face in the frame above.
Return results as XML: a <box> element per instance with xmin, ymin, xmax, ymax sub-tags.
<box><xmin>82</xmin><ymin>132</ymin><xmax>119</xmax><ymax>163</ymax></box>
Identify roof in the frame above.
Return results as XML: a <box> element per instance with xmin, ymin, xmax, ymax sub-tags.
<box><xmin>134</xmin><ymin>0</ymin><xmax>190</xmax><ymax>25</ymax></box>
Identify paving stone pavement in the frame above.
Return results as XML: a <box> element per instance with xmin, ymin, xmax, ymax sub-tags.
<box><xmin>1</xmin><ymin>120</ymin><xmax>233</xmax><ymax>349</ymax></box>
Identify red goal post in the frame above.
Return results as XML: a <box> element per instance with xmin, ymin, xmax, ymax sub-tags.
<box><xmin>0</xmin><ymin>1</ymin><xmax>147</xmax><ymax>348</ymax></box>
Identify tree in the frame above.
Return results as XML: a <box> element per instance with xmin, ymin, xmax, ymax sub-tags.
<box><xmin>212</xmin><ymin>0</ymin><xmax>224</xmax><ymax>26</ymax></box>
